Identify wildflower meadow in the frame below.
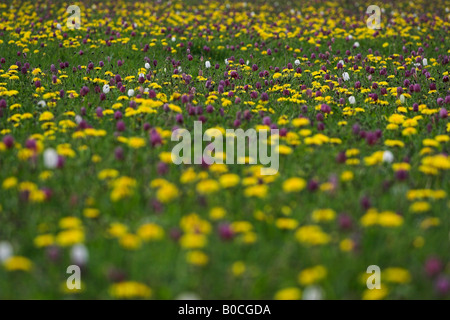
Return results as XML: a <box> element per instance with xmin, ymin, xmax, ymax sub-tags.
<box><xmin>0</xmin><ymin>0</ymin><xmax>449</xmax><ymax>300</ymax></box>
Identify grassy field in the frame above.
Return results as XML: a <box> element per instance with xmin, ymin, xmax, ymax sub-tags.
<box><xmin>0</xmin><ymin>0</ymin><xmax>449</xmax><ymax>299</ymax></box>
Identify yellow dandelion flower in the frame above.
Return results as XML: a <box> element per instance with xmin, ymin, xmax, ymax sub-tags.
<box><xmin>295</xmin><ymin>225</ymin><xmax>330</xmax><ymax>246</ymax></box>
<box><xmin>377</xmin><ymin>211</ymin><xmax>404</xmax><ymax>227</ymax></box>
<box><xmin>340</xmin><ymin>171</ymin><xmax>354</xmax><ymax>181</ymax></box>
<box><xmin>409</xmin><ymin>201</ymin><xmax>430</xmax><ymax>213</ymax></box>
<box><xmin>420</xmin><ymin>217</ymin><xmax>440</xmax><ymax>229</ymax></box>
<box><xmin>127</xmin><ymin>137</ymin><xmax>146</xmax><ymax>149</ymax></box>
<box><xmin>209</xmin><ymin>207</ymin><xmax>226</xmax><ymax>220</ymax></box>
<box><xmin>231</xmin><ymin>261</ymin><xmax>246</xmax><ymax>277</ymax></box>
<box><xmin>275</xmin><ymin>218</ymin><xmax>299</xmax><ymax>230</ymax></box>
<box><xmin>4</xmin><ymin>256</ymin><xmax>33</xmax><ymax>272</ymax></box>
<box><xmin>392</xmin><ymin>162</ymin><xmax>411</xmax><ymax>171</ymax></box>
<box><xmin>435</xmin><ymin>135</ymin><xmax>449</xmax><ymax>143</ymax></box>
<box><xmin>56</xmin><ymin>229</ymin><xmax>84</xmax><ymax>247</ymax></box>
<box><xmin>39</xmin><ymin>171</ymin><xmax>53</xmax><ymax>181</ymax></box>
<box><xmin>383</xmin><ymin>268</ymin><xmax>411</xmax><ymax>284</ymax></box>
<box><xmin>34</xmin><ymin>234</ymin><xmax>54</xmax><ymax>248</ymax></box>
<box><xmin>91</xmin><ymin>154</ymin><xmax>102</xmax><ymax>163</ymax></box>
<box><xmin>119</xmin><ymin>234</ymin><xmax>141</xmax><ymax>250</ymax></box>
<box><xmin>39</xmin><ymin>111</ymin><xmax>54</xmax><ymax>122</ymax></box>
<box><xmin>179</xmin><ymin>233</ymin><xmax>207</xmax><ymax>249</ymax></box>
<box><xmin>231</xmin><ymin>221</ymin><xmax>253</xmax><ymax>233</ymax></box>
<box><xmin>2</xmin><ymin>176</ymin><xmax>18</xmax><ymax>189</ymax></box>
<box><xmin>311</xmin><ymin>208</ymin><xmax>336</xmax><ymax>222</ymax></box>
<box><xmin>83</xmin><ymin>208</ymin><xmax>100</xmax><ymax>218</ymax></box>
<box><xmin>98</xmin><ymin>169</ymin><xmax>119</xmax><ymax>180</ymax></box>
<box><xmin>292</xmin><ymin>118</ymin><xmax>310</xmax><ymax>127</ymax></box>
<box><xmin>402</xmin><ymin>127</ymin><xmax>417</xmax><ymax>136</ymax></box>
<box><xmin>282</xmin><ymin>177</ymin><xmax>306</xmax><ymax>193</ymax></box>
<box><xmin>137</xmin><ymin>223</ymin><xmax>164</xmax><ymax>241</ymax></box>
<box><xmin>108</xmin><ymin>223</ymin><xmax>128</xmax><ymax>238</ymax></box>
<box><xmin>180</xmin><ymin>213</ymin><xmax>211</xmax><ymax>234</ymax></box>
<box><xmin>384</xmin><ymin>140</ymin><xmax>405</xmax><ymax>148</ymax></box>
<box><xmin>109</xmin><ymin>281</ymin><xmax>152</xmax><ymax>299</ymax></box>
<box><xmin>298</xmin><ymin>265</ymin><xmax>327</xmax><ymax>285</ymax></box>
<box><xmin>274</xmin><ymin>287</ymin><xmax>302</xmax><ymax>300</ymax></box>
<box><xmin>339</xmin><ymin>238</ymin><xmax>354</xmax><ymax>252</ymax></box>
<box><xmin>219</xmin><ymin>173</ymin><xmax>240</xmax><ymax>188</ymax></box>
<box><xmin>345</xmin><ymin>149</ymin><xmax>360</xmax><ymax>157</ymax></box>
<box><xmin>196</xmin><ymin>179</ymin><xmax>220</xmax><ymax>194</ymax></box>
<box><xmin>362</xmin><ymin>285</ymin><xmax>388</xmax><ymax>300</ymax></box>
<box><xmin>208</xmin><ymin>163</ymin><xmax>228</xmax><ymax>173</ymax></box>
<box><xmin>186</xmin><ymin>250</ymin><xmax>209</xmax><ymax>266</ymax></box>
<box><xmin>180</xmin><ymin>168</ymin><xmax>197</xmax><ymax>184</ymax></box>
<box><xmin>241</xmin><ymin>231</ymin><xmax>257</xmax><ymax>244</ymax></box>
<box><xmin>413</xmin><ymin>236</ymin><xmax>425</xmax><ymax>248</ymax></box>
<box><xmin>277</xmin><ymin>145</ymin><xmax>293</xmax><ymax>155</ymax></box>
<box><xmin>159</xmin><ymin>151</ymin><xmax>173</xmax><ymax>163</ymax></box>
<box><xmin>244</xmin><ymin>184</ymin><xmax>268</xmax><ymax>198</ymax></box>
<box><xmin>59</xmin><ymin>217</ymin><xmax>82</xmax><ymax>229</ymax></box>
<box><xmin>156</xmin><ymin>182</ymin><xmax>179</xmax><ymax>203</ymax></box>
